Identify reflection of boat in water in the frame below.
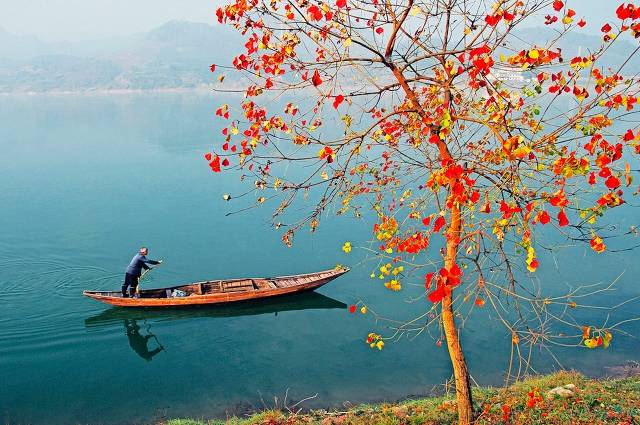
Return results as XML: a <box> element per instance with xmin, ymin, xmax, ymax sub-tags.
<box><xmin>83</xmin><ymin>267</ymin><xmax>348</xmax><ymax>307</ymax></box>
<box><xmin>84</xmin><ymin>291</ymin><xmax>347</xmax><ymax>328</ymax></box>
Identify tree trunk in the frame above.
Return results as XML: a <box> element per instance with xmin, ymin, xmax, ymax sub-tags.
<box><xmin>442</xmin><ymin>201</ymin><xmax>474</xmax><ymax>425</ymax></box>
<box><xmin>442</xmin><ymin>294</ymin><xmax>474</xmax><ymax>425</ymax></box>
<box><xmin>389</xmin><ymin>49</ymin><xmax>474</xmax><ymax>424</ymax></box>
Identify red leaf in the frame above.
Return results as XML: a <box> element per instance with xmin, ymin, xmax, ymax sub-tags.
<box><xmin>553</xmin><ymin>0</ymin><xmax>564</xmax><ymax>11</ymax></box>
<box><xmin>204</xmin><ymin>152</ymin><xmax>212</xmax><ymax>161</ymax></box>
<box><xmin>624</xmin><ymin>129</ymin><xmax>635</xmax><ymax>141</ymax></box>
<box><xmin>450</xmin><ymin>263</ymin><xmax>462</xmax><ymax>278</ymax></box>
<box><xmin>485</xmin><ymin>14</ymin><xmax>501</xmax><ymax>26</ymax></box>
<box><xmin>336</xmin><ymin>0</ymin><xmax>347</xmax><ymax>8</ymax></box>
<box><xmin>332</xmin><ymin>94</ymin><xmax>345</xmax><ymax>109</ymax></box>
<box><xmin>557</xmin><ymin>209</ymin><xmax>569</xmax><ymax>227</ymax></box>
<box><xmin>424</xmin><ymin>272</ymin><xmax>434</xmax><ymax>289</ymax></box>
<box><xmin>577</xmin><ymin>19</ymin><xmax>587</xmax><ymax>27</ymax></box>
<box><xmin>210</xmin><ymin>64</ymin><xmax>216</xmax><ymax>73</ymax></box>
<box><xmin>421</xmin><ymin>216</ymin><xmax>431</xmax><ymax>226</ymax></box>
<box><xmin>470</xmin><ymin>191</ymin><xmax>480</xmax><ymax>203</ymax></box>
<box><xmin>617</xmin><ymin>3</ymin><xmax>632</xmax><ymax>19</ymax></box>
<box><xmin>209</xmin><ymin>156</ymin><xmax>221</xmax><ymax>173</ymax></box>
<box><xmin>348</xmin><ymin>305</ymin><xmax>356</xmax><ymax>313</ymax></box>
<box><xmin>311</xmin><ymin>70</ymin><xmax>323</xmax><ymax>87</ymax></box>
<box><xmin>433</xmin><ymin>216</ymin><xmax>446</xmax><ymax>233</ymax></box>
<box><xmin>605</xmin><ymin>175</ymin><xmax>621</xmax><ymax>189</ymax></box>
<box><xmin>538</xmin><ymin>210</ymin><xmax>551</xmax><ymax>225</ymax></box>
<box><xmin>601</xmin><ymin>23</ymin><xmax>612</xmax><ymax>32</ymax></box>
<box><xmin>307</xmin><ymin>5</ymin><xmax>323</xmax><ymax>21</ymax></box>
<box><xmin>428</xmin><ymin>286</ymin><xmax>446</xmax><ymax>303</ymax></box>
<box><xmin>222</xmin><ymin>158</ymin><xmax>230</xmax><ymax>167</ymax></box>
<box><xmin>375</xmin><ymin>27</ymin><xmax>384</xmax><ymax>34</ymax></box>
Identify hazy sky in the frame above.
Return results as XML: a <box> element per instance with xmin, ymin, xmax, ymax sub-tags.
<box><xmin>0</xmin><ymin>0</ymin><xmax>613</xmax><ymax>42</ymax></box>
<box><xmin>0</xmin><ymin>0</ymin><xmax>221</xmax><ymax>41</ymax></box>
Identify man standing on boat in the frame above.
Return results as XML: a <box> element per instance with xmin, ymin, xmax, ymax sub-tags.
<box><xmin>122</xmin><ymin>247</ymin><xmax>162</xmax><ymax>298</ymax></box>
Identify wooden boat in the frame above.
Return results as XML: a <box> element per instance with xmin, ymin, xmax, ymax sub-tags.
<box><xmin>83</xmin><ymin>267</ymin><xmax>349</xmax><ymax>307</ymax></box>
<box><xmin>84</xmin><ymin>292</ymin><xmax>347</xmax><ymax>327</ymax></box>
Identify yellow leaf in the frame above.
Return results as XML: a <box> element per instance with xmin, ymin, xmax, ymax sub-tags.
<box><xmin>584</xmin><ymin>338</ymin><xmax>598</xmax><ymax>349</ymax></box>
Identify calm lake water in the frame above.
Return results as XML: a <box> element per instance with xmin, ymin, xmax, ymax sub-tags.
<box><xmin>0</xmin><ymin>93</ymin><xmax>638</xmax><ymax>425</ymax></box>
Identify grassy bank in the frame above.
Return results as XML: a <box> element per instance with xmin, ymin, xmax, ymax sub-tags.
<box><xmin>163</xmin><ymin>371</ymin><xmax>640</xmax><ymax>425</ymax></box>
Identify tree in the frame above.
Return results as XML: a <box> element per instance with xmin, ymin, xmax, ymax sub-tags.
<box><xmin>208</xmin><ymin>0</ymin><xmax>640</xmax><ymax>423</ymax></box>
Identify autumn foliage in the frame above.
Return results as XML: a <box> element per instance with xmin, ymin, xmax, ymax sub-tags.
<box><xmin>208</xmin><ymin>0</ymin><xmax>640</xmax><ymax>422</ymax></box>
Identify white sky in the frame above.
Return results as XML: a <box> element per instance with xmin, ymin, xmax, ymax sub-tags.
<box><xmin>0</xmin><ymin>0</ymin><xmax>614</xmax><ymax>42</ymax></box>
<box><xmin>0</xmin><ymin>0</ymin><xmax>222</xmax><ymax>41</ymax></box>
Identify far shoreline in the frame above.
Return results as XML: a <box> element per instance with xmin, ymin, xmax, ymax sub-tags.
<box><xmin>0</xmin><ymin>86</ymin><xmax>218</xmax><ymax>96</ymax></box>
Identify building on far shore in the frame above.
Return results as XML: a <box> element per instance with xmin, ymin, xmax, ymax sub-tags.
<box><xmin>488</xmin><ymin>65</ymin><xmax>531</xmax><ymax>85</ymax></box>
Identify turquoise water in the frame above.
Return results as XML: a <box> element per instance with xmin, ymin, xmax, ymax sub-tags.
<box><xmin>0</xmin><ymin>93</ymin><xmax>638</xmax><ymax>425</ymax></box>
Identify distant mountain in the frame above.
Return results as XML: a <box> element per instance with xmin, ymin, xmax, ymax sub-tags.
<box><xmin>1</xmin><ymin>23</ymin><xmax>638</xmax><ymax>93</ymax></box>
<box><xmin>0</xmin><ymin>27</ymin><xmax>50</xmax><ymax>59</ymax></box>
<box><xmin>0</xmin><ymin>21</ymin><xmax>242</xmax><ymax>93</ymax></box>
<box><xmin>513</xmin><ymin>27</ymin><xmax>640</xmax><ymax>72</ymax></box>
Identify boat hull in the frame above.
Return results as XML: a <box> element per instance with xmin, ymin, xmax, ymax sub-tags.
<box><xmin>83</xmin><ymin>268</ymin><xmax>348</xmax><ymax>308</ymax></box>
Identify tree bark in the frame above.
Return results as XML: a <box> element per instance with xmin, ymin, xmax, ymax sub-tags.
<box><xmin>442</xmin><ymin>202</ymin><xmax>474</xmax><ymax>425</ymax></box>
<box><xmin>442</xmin><ymin>293</ymin><xmax>474</xmax><ymax>425</ymax></box>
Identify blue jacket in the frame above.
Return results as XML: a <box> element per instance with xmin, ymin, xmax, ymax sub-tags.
<box><xmin>125</xmin><ymin>254</ymin><xmax>160</xmax><ymax>277</ymax></box>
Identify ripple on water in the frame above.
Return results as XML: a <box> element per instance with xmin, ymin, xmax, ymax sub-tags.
<box><xmin>0</xmin><ymin>256</ymin><xmax>119</xmax><ymax>299</ymax></box>
<box><xmin>0</xmin><ymin>254</ymin><xmax>125</xmax><ymax>362</ymax></box>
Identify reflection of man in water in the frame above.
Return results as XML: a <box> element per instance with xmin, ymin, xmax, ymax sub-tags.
<box><xmin>124</xmin><ymin>319</ymin><xmax>163</xmax><ymax>361</ymax></box>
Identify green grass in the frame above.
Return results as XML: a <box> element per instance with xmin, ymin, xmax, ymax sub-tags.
<box><xmin>161</xmin><ymin>371</ymin><xmax>640</xmax><ymax>424</ymax></box>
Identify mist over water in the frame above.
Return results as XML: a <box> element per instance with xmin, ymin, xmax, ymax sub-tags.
<box><xmin>0</xmin><ymin>93</ymin><xmax>638</xmax><ymax>425</ymax></box>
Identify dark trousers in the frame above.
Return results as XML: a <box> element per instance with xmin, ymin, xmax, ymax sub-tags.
<box><xmin>122</xmin><ymin>273</ymin><xmax>140</xmax><ymax>297</ymax></box>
